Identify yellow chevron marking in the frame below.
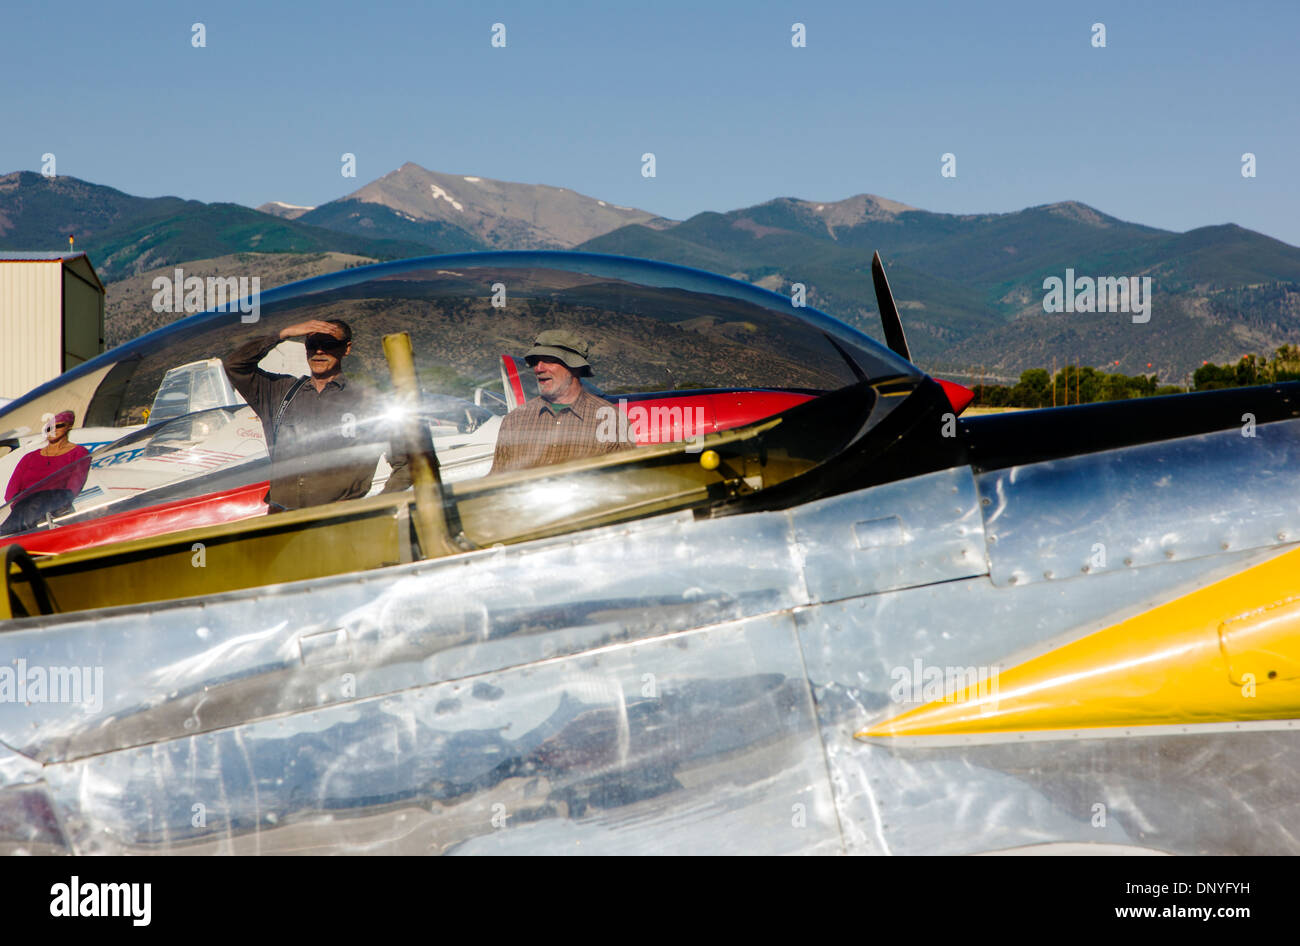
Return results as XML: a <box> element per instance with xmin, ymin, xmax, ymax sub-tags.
<box><xmin>860</xmin><ymin>546</ymin><xmax>1300</xmax><ymax>739</ymax></box>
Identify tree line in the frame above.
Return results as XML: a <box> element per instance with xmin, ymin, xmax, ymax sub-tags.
<box><xmin>971</xmin><ymin>346</ymin><xmax>1300</xmax><ymax>409</ymax></box>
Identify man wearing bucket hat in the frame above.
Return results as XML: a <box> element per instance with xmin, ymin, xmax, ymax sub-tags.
<box><xmin>489</xmin><ymin>329</ymin><xmax>631</xmax><ymax>474</ymax></box>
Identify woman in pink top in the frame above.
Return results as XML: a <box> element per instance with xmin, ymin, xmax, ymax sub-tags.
<box><xmin>1</xmin><ymin>410</ymin><xmax>91</xmax><ymax>536</ymax></box>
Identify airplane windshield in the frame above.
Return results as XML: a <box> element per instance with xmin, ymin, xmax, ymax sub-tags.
<box><xmin>0</xmin><ymin>253</ymin><xmax>921</xmax><ymax>548</ymax></box>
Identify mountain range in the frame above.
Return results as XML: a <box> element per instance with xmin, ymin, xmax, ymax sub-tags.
<box><xmin>281</xmin><ymin>162</ymin><xmax>673</xmax><ymax>251</ymax></box>
<box><xmin>3</xmin><ymin>164</ymin><xmax>1298</xmax><ymax>383</ymax></box>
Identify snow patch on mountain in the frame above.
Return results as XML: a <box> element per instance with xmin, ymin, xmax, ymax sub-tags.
<box><xmin>430</xmin><ymin>185</ymin><xmax>464</xmax><ymax>212</ymax></box>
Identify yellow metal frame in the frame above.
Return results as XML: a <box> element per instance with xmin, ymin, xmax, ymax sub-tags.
<box><xmin>1</xmin><ymin>416</ymin><xmax>802</xmax><ymax>620</ymax></box>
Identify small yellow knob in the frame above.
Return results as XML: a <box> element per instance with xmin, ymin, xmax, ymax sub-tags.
<box><xmin>699</xmin><ymin>450</ymin><xmax>720</xmax><ymax>470</ymax></box>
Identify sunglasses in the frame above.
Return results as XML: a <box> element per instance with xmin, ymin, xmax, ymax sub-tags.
<box><xmin>305</xmin><ymin>334</ymin><xmax>347</xmax><ymax>353</ymax></box>
<box><xmin>52</xmin><ymin>423</ymin><xmax>71</xmax><ymax>429</ymax></box>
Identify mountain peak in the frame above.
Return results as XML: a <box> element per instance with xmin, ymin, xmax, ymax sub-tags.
<box><xmin>766</xmin><ymin>193</ymin><xmax>917</xmax><ymax>229</ymax></box>
<box><xmin>812</xmin><ymin>193</ymin><xmax>917</xmax><ymax>218</ymax></box>
<box><xmin>256</xmin><ymin>200</ymin><xmax>315</xmax><ymax>220</ymax></box>
<box><xmin>337</xmin><ymin>163</ymin><xmax>670</xmax><ymax>249</ymax></box>
<box><xmin>0</xmin><ymin>170</ymin><xmax>133</xmax><ymax>200</ymax></box>
<box><xmin>1037</xmin><ymin>200</ymin><xmax>1114</xmax><ymax>226</ymax></box>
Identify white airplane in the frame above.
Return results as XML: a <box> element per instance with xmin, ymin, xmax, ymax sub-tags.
<box><xmin>0</xmin><ymin>346</ymin><xmax>507</xmax><ymax>538</ymax></box>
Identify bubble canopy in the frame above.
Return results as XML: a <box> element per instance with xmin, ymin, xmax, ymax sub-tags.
<box><xmin>0</xmin><ymin>252</ymin><xmax>923</xmax><ymax>544</ymax></box>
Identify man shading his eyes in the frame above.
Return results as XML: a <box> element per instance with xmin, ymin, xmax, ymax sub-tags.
<box><xmin>224</xmin><ymin>319</ymin><xmax>409</xmax><ymax>512</ymax></box>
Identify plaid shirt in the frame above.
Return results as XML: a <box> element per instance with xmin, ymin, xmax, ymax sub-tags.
<box><xmin>490</xmin><ymin>387</ymin><xmax>631</xmax><ymax>474</ymax></box>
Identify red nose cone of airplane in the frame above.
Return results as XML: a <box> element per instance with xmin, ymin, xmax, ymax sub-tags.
<box><xmin>935</xmin><ymin>378</ymin><xmax>975</xmax><ymax>414</ymax></box>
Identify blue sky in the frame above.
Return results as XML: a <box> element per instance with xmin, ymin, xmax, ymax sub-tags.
<box><xmin>3</xmin><ymin>0</ymin><xmax>1297</xmax><ymax>244</ymax></box>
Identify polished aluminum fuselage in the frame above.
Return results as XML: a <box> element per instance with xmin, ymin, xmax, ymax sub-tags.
<box><xmin>3</xmin><ymin>415</ymin><xmax>1298</xmax><ymax>855</ymax></box>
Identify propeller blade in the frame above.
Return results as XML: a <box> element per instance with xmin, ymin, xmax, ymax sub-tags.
<box><xmin>871</xmin><ymin>250</ymin><xmax>912</xmax><ymax>363</ymax></box>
